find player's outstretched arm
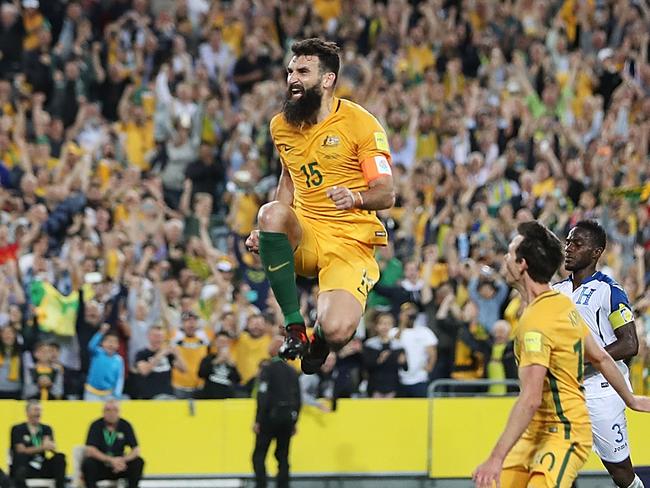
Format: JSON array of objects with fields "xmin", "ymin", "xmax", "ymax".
[
  {"xmin": 584, "ymin": 333, "xmax": 650, "ymax": 412},
  {"xmin": 473, "ymin": 364, "xmax": 546, "ymax": 488}
]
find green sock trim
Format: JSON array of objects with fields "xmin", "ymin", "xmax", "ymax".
[{"xmin": 259, "ymin": 231, "xmax": 302, "ymax": 327}]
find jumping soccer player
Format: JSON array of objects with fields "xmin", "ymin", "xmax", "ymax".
[{"xmin": 245, "ymin": 38, "xmax": 394, "ymax": 374}]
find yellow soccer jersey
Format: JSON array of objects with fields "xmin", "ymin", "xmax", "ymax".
[
  {"xmin": 270, "ymin": 98, "xmax": 391, "ymax": 246},
  {"xmin": 515, "ymin": 290, "xmax": 591, "ymax": 438}
]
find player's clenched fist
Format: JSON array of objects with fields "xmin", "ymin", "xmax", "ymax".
[
  {"xmin": 327, "ymin": 186, "xmax": 361, "ymax": 210},
  {"xmin": 246, "ymin": 230, "xmax": 260, "ymax": 253}
]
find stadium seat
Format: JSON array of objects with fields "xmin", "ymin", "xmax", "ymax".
[{"xmin": 71, "ymin": 446, "xmax": 124, "ymax": 488}]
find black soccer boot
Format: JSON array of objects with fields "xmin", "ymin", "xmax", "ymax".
[
  {"xmin": 301, "ymin": 327, "xmax": 331, "ymax": 375},
  {"xmin": 279, "ymin": 323, "xmax": 309, "ymax": 360}
]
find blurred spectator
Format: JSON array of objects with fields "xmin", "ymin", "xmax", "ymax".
[
  {"xmin": 197, "ymin": 331, "xmax": 240, "ymax": 399},
  {"xmin": 231, "ymin": 313, "xmax": 271, "ymax": 395},
  {"xmin": 10, "ymin": 400, "xmax": 67, "ymax": 488},
  {"xmin": 393, "ymin": 302, "xmax": 437, "ymax": 398},
  {"xmin": 23, "ymin": 341, "xmax": 63, "ymax": 400},
  {"xmin": 82, "ymin": 400, "xmax": 144, "ymax": 488},
  {"xmin": 0, "ymin": 325, "xmax": 22, "ymax": 399},
  {"xmin": 171, "ymin": 310, "xmax": 209, "ymax": 398},
  {"xmin": 451, "ymin": 302, "xmax": 492, "ymax": 394},
  {"xmin": 426, "ymin": 282, "xmax": 463, "ymax": 382},
  {"xmin": 84, "ymin": 324, "xmax": 124, "ymax": 401},
  {"xmin": 134, "ymin": 325, "xmax": 186, "ymax": 399},
  {"xmin": 468, "ymin": 263, "xmax": 510, "ymax": 332},
  {"xmin": 363, "ymin": 312, "xmax": 406, "ymax": 398},
  {"xmin": 486, "ymin": 320, "xmax": 518, "ymax": 395}
]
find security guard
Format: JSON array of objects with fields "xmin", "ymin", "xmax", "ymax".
[
  {"xmin": 252, "ymin": 336, "xmax": 302, "ymax": 488},
  {"xmin": 10, "ymin": 400, "xmax": 67, "ymax": 488}
]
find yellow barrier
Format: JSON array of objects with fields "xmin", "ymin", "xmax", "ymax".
[
  {"xmin": 430, "ymin": 397, "xmax": 650, "ymax": 478},
  {"xmin": 4, "ymin": 397, "xmax": 648, "ymax": 478},
  {"xmin": 0, "ymin": 399, "xmax": 428, "ymax": 476}
]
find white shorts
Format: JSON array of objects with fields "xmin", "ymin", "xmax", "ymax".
[{"xmin": 587, "ymin": 394, "xmax": 630, "ymax": 463}]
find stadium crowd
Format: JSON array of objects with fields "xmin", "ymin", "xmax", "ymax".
[{"xmin": 0, "ymin": 0, "xmax": 648, "ymax": 402}]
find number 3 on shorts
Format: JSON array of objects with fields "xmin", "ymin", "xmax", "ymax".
[{"xmin": 612, "ymin": 423, "xmax": 624, "ymax": 443}]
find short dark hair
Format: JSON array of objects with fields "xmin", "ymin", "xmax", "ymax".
[
  {"xmin": 516, "ymin": 221, "xmax": 564, "ymax": 283},
  {"xmin": 291, "ymin": 38, "xmax": 340, "ymax": 85},
  {"xmin": 574, "ymin": 220, "xmax": 607, "ymax": 250},
  {"xmin": 102, "ymin": 330, "xmax": 119, "ymax": 341}
]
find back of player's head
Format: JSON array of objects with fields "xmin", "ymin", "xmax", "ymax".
[
  {"xmin": 291, "ymin": 38, "xmax": 340, "ymax": 85},
  {"xmin": 574, "ymin": 220, "xmax": 607, "ymax": 251},
  {"xmin": 516, "ymin": 221, "xmax": 564, "ymax": 283}
]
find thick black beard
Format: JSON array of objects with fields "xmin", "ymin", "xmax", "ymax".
[{"xmin": 282, "ymin": 84, "xmax": 323, "ymax": 127}]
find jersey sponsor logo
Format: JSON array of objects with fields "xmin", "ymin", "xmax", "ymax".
[
  {"xmin": 524, "ymin": 331, "xmax": 542, "ymax": 352},
  {"xmin": 268, "ymin": 261, "xmax": 290, "ymax": 272},
  {"xmin": 375, "ymin": 231, "xmax": 386, "ymax": 237},
  {"xmin": 576, "ymin": 287, "xmax": 596, "ymax": 305},
  {"xmin": 373, "ymin": 131, "xmax": 389, "ymax": 151},
  {"xmin": 322, "ymin": 135, "xmax": 340, "ymax": 147},
  {"xmin": 278, "ymin": 144, "xmax": 294, "ymax": 153},
  {"xmin": 374, "ymin": 156, "xmax": 392, "ymax": 175}
]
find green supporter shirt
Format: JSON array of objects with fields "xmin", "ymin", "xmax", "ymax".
[
  {"xmin": 525, "ymin": 85, "xmax": 574, "ymax": 122},
  {"xmin": 367, "ymin": 257, "xmax": 403, "ymax": 309}
]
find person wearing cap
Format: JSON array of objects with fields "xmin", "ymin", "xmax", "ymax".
[
  {"xmin": 170, "ymin": 310, "xmax": 209, "ymax": 398},
  {"xmin": 134, "ymin": 325, "xmax": 186, "ymax": 399}
]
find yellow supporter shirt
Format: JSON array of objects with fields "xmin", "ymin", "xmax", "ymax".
[
  {"xmin": 270, "ymin": 97, "xmax": 391, "ymax": 246},
  {"xmin": 229, "ymin": 192, "xmax": 259, "ymax": 237},
  {"xmin": 231, "ymin": 332, "xmax": 271, "ymax": 385},
  {"xmin": 172, "ymin": 333, "xmax": 209, "ymax": 390},
  {"xmin": 532, "ymin": 177, "xmax": 555, "ymax": 198},
  {"xmin": 313, "ymin": 0, "xmax": 342, "ymax": 21},
  {"xmin": 515, "ymin": 290, "xmax": 591, "ymax": 438},
  {"xmin": 117, "ymin": 120, "xmax": 154, "ymax": 171},
  {"xmin": 23, "ymin": 12, "xmax": 46, "ymax": 51},
  {"xmin": 406, "ymin": 44, "xmax": 435, "ymax": 76}
]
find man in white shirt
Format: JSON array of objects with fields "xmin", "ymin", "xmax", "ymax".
[
  {"xmin": 393, "ymin": 302, "xmax": 437, "ymax": 397},
  {"xmin": 553, "ymin": 220, "xmax": 643, "ymax": 488}
]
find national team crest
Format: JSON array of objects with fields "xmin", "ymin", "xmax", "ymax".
[{"xmin": 322, "ymin": 135, "xmax": 340, "ymax": 147}]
